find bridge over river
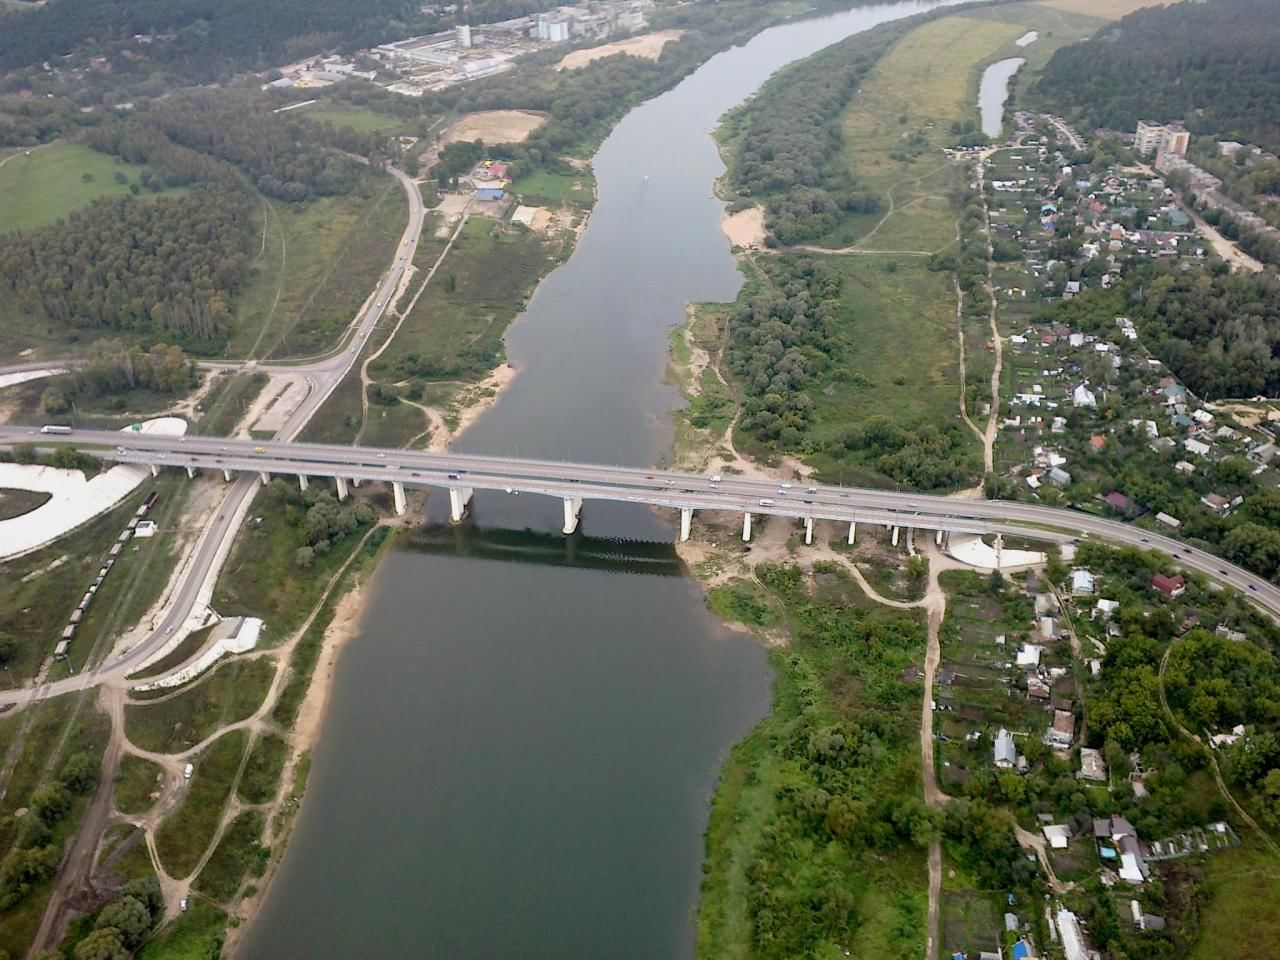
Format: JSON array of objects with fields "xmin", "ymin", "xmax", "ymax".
[{"xmin": 8, "ymin": 425, "xmax": 1280, "ymax": 620}]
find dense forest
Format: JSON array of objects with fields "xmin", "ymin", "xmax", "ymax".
[
  {"xmin": 1042, "ymin": 260, "xmax": 1280, "ymax": 400},
  {"xmin": 0, "ymin": 0, "xmax": 418, "ymax": 78},
  {"xmin": 0, "ymin": 189, "xmax": 252, "ymax": 346},
  {"xmin": 721, "ymin": 19, "xmax": 913, "ymax": 244},
  {"xmin": 1034, "ymin": 0, "xmax": 1280, "ymax": 152}
]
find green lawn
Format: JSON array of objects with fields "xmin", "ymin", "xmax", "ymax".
[
  {"xmin": 125, "ymin": 657, "xmax": 275, "ymax": 754},
  {"xmin": 0, "ymin": 142, "xmax": 186, "ymax": 235},
  {"xmin": 300, "ymin": 104, "xmax": 409, "ymax": 135},
  {"xmin": 155, "ymin": 730, "xmax": 247, "ymax": 879},
  {"xmin": 511, "ymin": 168, "xmax": 596, "ymax": 207}
]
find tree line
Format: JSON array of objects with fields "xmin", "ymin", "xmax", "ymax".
[
  {"xmin": 0, "ymin": 188, "xmax": 252, "ymax": 347},
  {"xmin": 86, "ymin": 93, "xmax": 374, "ymax": 202},
  {"xmin": 720, "ymin": 18, "xmax": 912, "ymax": 244},
  {"xmin": 0, "ymin": 0, "xmax": 419, "ymax": 79},
  {"xmin": 1033, "ymin": 0, "xmax": 1280, "ymax": 153}
]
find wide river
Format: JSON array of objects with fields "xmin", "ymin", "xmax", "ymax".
[{"xmin": 239, "ymin": 2, "xmax": 964, "ymax": 957}]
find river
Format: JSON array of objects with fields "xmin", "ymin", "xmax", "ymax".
[
  {"xmin": 978, "ymin": 56, "xmax": 1025, "ymax": 139},
  {"xmin": 238, "ymin": 2, "xmax": 965, "ymax": 958}
]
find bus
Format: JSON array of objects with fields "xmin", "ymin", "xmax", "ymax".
[{"xmin": 40, "ymin": 424, "xmax": 72, "ymax": 435}]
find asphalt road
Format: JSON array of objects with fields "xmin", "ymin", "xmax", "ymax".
[
  {"xmin": 4, "ymin": 425, "xmax": 1279, "ymax": 643},
  {"xmin": 0, "ymin": 165, "xmax": 426, "ymax": 709}
]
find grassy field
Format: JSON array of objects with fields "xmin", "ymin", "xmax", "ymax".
[
  {"xmin": 224, "ymin": 178, "xmax": 406, "ymax": 361},
  {"xmin": 124, "ymin": 657, "xmax": 275, "ymax": 754},
  {"xmin": 129, "ymin": 625, "xmax": 216, "ymax": 681},
  {"xmin": 833, "ymin": 15, "xmax": 1024, "ymax": 252},
  {"xmin": 1040, "ymin": 0, "xmax": 1168, "ymax": 18},
  {"xmin": 300, "ymin": 104, "xmax": 409, "ymax": 134},
  {"xmin": 511, "ymin": 168, "xmax": 596, "ymax": 207},
  {"xmin": 1188, "ymin": 838, "xmax": 1280, "ymax": 960},
  {"xmin": 155, "ymin": 729, "xmax": 247, "ymax": 879},
  {"xmin": 115, "ymin": 754, "xmax": 164, "ymax": 814},
  {"xmin": 195, "ymin": 809, "xmax": 267, "ymax": 902},
  {"xmin": 370, "ymin": 217, "xmax": 552, "ymax": 387},
  {"xmin": 237, "ymin": 733, "xmax": 287, "ymax": 804},
  {"xmin": 0, "ymin": 142, "xmax": 186, "ymax": 235},
  {"xmin": 810, "ymin": 254, "xmax": 962, "ymax": 446}
]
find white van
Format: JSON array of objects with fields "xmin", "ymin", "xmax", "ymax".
[{"xmin": 183, "ymin": 763, "xmax": 194, "ymax": 780}]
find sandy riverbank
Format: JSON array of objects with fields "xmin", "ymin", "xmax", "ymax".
[{"xmin": 721, "ymin": 206, "xmax": 767, "ymax": 248}]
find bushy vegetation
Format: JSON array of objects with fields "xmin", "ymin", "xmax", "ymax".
[
  {"xmin": 41, "ymin": 338, "xmax": 195, "ymax": 413},
  {"xmin": 724, "ymin": 256, "xmax": 976, "ymax": 489},
  {"xmin": 1034, "ymin": 0, "xmax": 1280, "ymax": 153},
  {"xmin": 0, "ymin": 750, "xmax": 98, "ymax": 909}
]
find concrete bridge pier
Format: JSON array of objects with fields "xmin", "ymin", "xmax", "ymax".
[
  {"xmin": 742, "ymin": 512, "xmax": 752, "ymax": 542},
  {"xmin": 392, "ymin": 481, "xmax": 407, "ymax": 516},
  {"xmin": 679, "ymin": 507, "xmax": 692, "ymax": 542},
  {"xmin": 562, "ymin": 497, "xmax": 582, "ymax": 535},
  {"xmin": 185, "ymin": 466, "xmax": 195, "ymax": 479},
  {"xmin": 297, "ymin": 474, "xmax": 309, "ymax": 492},
  {"xmin": 259, "ymin": 472, "xmax": 271, "ymax": 485},
  {"xmin": 891, "ymin": 525, "xmax": 900, "ymax": 548},
  {"xmin": 449, "ymin": 487, "xmax": 473, "ymax": 523},
  {"xmin": 223, "ymin": 468, "xmax": 233, "ymax": 482},
  {"xmin": 352, "ymin": 478, "xmax": 361, "ymax": 488},
  {"xmin": 336, "ymin": 477, "xmax": 349, "ymax": 501},
  {"xmin": 150, "ymin": 464, "xmax": 159, "ymax": 478},
  {"xmin": 935, "ymin": 529, "xmax": 944, "ymax": 546},
  {"xmin": 804, "ymin": 517, "xmax": 814, "ymax": 545},
  {"xmin": 847, "ymin": 521, "xmax": 856, "ymax": 545}
]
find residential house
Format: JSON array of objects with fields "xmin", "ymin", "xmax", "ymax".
[
  {"xmin": 1093, "ymin": 598, "xmax": 1119, "ymax": 621},
  {"xmin": 1071, "ymin": 569, "xmax": 1095, "ymax": 595},
  {"xmin": 1045, "ymin": 708, "xmax": 1075, "ymax": 749},
  {"xmin": 1042, "ymin": 824, "xmax": 1071, "ymax": 849},
  {"xmin": 994, "ymin": 728, "xmax": 1017, "ymax": 769},
  {"xmin": 1079, "ymin": 747, "xmax": 1108, "ymax": 782},
  {"xmin": 1152, "ymin": 573, "xmax": 1186, "ymax": 599}
]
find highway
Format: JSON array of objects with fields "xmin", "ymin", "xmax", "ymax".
[
  {"xmin": 4, "ymin": 425, "xmax": 1279, "ymax": 630},
  {"xmin": 0, "ymin": 165, "xmax": 427, "ymax": 709}
]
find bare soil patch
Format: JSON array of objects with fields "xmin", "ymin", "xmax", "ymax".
[
  {"xmin": 555, "ymin": 29, "xmax": 685, "ymax": 71},
  {"xmin": 441, "ymin": 110, "xmax": 546, "ymax": 146},
  {"xmin": 721, "ymin": 206, "xmax": 767, "ymax": 249}
]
